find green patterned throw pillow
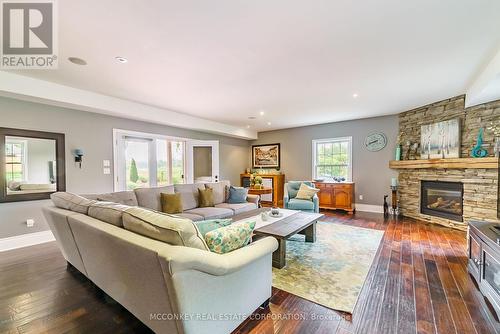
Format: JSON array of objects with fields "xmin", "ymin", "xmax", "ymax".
[
  {"xmin": 194, "ymin": 219, "xmax": 232, "ymax": 237},
  {"xmin": 204, "ymin": 221, "xmax": 256, "ymax": 254}
]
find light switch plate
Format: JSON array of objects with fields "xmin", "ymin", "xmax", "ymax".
[
  {"xmin": 103, "ymin": 160, "xmax": 111, "ymax": 167},
  {"xmin": 103, "ymin": 168, "xmax": 111, "ymax": 175},
  {"xmin": 27, "ymin": 219, "xmax": 35, "ymax": 227}
]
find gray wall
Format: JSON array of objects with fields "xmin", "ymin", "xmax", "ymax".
[
  {"xmin": 251, "ymin": 115, "xmax": 399, "ymax": 207},
  {"xmin": 0, "ymin": 96, "xmax": 248, "ymax": 238}
]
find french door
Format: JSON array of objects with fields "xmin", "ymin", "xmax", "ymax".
[{"xmin": 114, "ymin": 130, "xmax": 186, "ymax": 191}]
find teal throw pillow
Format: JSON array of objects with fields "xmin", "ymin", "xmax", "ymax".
[
  {"xmin": 227, "ymin": 186, "xmax": 248, "ymax": 204},
  {"xmin": 194, "ymin": 219, "xmax": 232, "ymax": 237}
]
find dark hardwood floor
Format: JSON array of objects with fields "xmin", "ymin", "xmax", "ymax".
[{"xmin": 1, "ymin": 211, "xmax": 498, "ymax": 334}]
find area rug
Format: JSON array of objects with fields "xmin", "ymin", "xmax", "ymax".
[{"xmin": 272, "ymin": 222, "xmax": 384, "ymax": 313}]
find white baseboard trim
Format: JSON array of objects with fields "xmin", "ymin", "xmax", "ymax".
[
  {"xmin": 0, "ymin": 230, "xmax": 55, "ymax": 252},
  {"xmin": 355, "ymin": 204, "xmax": 384, "ymax": 213}
]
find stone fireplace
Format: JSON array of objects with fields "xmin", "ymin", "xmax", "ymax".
[
  {"xmin": 393, "ymin": 95, "xmax": 500, "ymax": 231},
  {"xmin": 420, "ymin": 180, "xmax": 463, "ymax": 222}
]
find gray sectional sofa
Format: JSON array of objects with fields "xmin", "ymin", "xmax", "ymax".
[
  {"xmin": 84, "ymin": 180, "xmax": 260, "ymax": 220},
  {"xmin": 42, "ymin": 181, "xmax": 277, "ymax": 334}
]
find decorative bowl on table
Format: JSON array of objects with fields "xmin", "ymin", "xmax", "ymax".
[{"xmin": 268, "ymin": 207, "xmax": 282, "ymax": 218}]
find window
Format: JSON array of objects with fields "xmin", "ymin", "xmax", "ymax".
[
  {"xmin": 5, "ymin": 139, "xmax": 27, "ymax": 183},
  {"xmin": 312, "ymin": 137, "xmax": 352, "ymax": 181}
]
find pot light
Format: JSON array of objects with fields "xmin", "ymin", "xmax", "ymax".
[
  {"xmin": 352, "ymin": 93, "xmax": 359, "ymax": 98},
  {"xmin": 267, "ymin": 122, "xmax": 272, "ymax": 126},
  {"xmin": 115, "ymin": 56, "xmax": 128, "ymax": 63},
  {"xmin": 68, "ymin": 57, "xmax": 87, "ymax": 65},
  {"xmin": 259, "ymin": 110, "xmax": 265, "ymax": 116},
  {"xmin": 246, "ymin": 125, "xmax": 251, "ymax": 129}
]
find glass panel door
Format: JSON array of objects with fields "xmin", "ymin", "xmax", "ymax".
[
  {"xmin": 171, "ymin": 141, "xmax": 185, "ymax": 184},
  {"xmin": 185, "ymin": 140, "xmax": 219, "ymax": 183},
  {"xmin": 483, "ymin": 249, "xmax": 500, "ymax": 294},
  {"xmin": 156, "ymin": 140, "xmax": 169, "ymax": 187},
  {"xmin": 124, "ymin": 138, "xmax": 152, "ymax": 190}
]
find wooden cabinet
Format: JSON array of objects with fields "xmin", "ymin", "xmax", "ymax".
[
  {"xmin": 313, "ymin": 182, "xmax": 355, "ymax": 214},
  {"xmin": 240, "ymin": 173, "xmax": 285, "ymax": 207}
]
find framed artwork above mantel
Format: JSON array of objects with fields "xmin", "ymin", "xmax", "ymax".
[{"xmin": 252, "ymin": 143, "xmax": 280, "ymax": 169}]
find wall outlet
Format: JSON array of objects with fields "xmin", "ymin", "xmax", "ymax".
[
  {"xmin": 359, "ymin": 195, "xmax": 364, "ymax": 200},
  {"xmin": 27, "ymin": 219, "xmax": 35, "ymax": 227}
]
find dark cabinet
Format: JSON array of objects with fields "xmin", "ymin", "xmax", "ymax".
[{"xmin": 468, "ymin": 221, "xmax": 500, "ymax": 319}]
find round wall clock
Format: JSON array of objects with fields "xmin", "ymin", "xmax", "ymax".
[{"xmin": 365, "ymin": 132, "xmax": 387, "ymax": 152}]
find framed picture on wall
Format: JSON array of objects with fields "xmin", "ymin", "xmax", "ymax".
[
  {"xmin": 252, "ymin": 143, "xmax": 280, "ymax": 169},
  {"xmin": 420, "ymin": 118, "xmax": 461, "ymax": 159}
]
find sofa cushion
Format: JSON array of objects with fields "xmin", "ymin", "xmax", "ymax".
[
  {"xmin": 198, "ymin": 188, "xmax": 214, "ymax": 207},
  {"xmin": 174, "ymin": 184, "xmax": 204, "ymax": 210},
  {"xmin": 184, "ymin": 207, "xmax": 233, "ymax": 219},
  {"xmin": 176, "ymin": 212, "xmax": 205, "ymax": 222},
  {"xmin": 50, "ymin": 192, "xmax": 96, "ymax": 214},
  {"xmin": 227, "ymin": 186, "xmax": 248, "ymax": 204},
  {"xmin": 161, "ymin": 192, "xmax": 183, "ymax": 214},
  {"xmin": 204, "ymin": 221, "xmax": 256, "ymax": 254},
  {"xmin": 287, "ymin": 198, "xmax": 315, "ymax": 211},
  {"xmin": 122, "ymin": 207, "xmax": 208, "ymax": 250},
  {"xmin": 97, "ymin": 191, "xmax": 138, "ymax": 206},
  {"xmin": 204, "ymin": 181, "xmax": 230, "ymax": 205},
  {"xmin": 134, "ymin": 186, "xmax": 174, "ymax": 211},
  {"xmin": 194, "ymin": 219, "xmax": 232, "ymax": 237},
  {"xmin": 88, "ymin": 202, "xmax": 130, "ymax": 227},
  {"xmin": 295, "ymin": 183, "xmax": 319, "ymax": 200},
  {"xmin": 215, "ymin": 202, "xmax": 257, "ymax": 215}
]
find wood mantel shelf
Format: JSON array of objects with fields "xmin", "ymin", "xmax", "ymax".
[{"xmin": 389, "ymin": 157, "xmax": 499, "ymax": 169}]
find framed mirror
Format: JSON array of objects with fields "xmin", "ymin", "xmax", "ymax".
[{"xmin": 0, "ymin": 128, "xmax": 65, "ymax": 202}]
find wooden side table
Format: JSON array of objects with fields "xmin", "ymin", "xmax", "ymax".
[{"xmin": 247, "ymin": 187, "xmax": 274, "ymax": 207}]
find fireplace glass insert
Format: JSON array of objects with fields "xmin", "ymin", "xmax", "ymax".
[{"xmin": 421, "ymin": 181, "xmax": 463, "ymax": 222}]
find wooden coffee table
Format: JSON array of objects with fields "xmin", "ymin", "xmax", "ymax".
[{"xmin": 232, "ymin": 208, "xmax": 324, "ymax": 269}]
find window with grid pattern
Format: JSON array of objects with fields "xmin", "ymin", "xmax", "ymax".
[
  {"xmin": 5, "ymin": 140, "xmax": 27, "ymax": 183},
  {"xmin": 312, "ymin": 137, "xmax": 352, "ymax": 181}
]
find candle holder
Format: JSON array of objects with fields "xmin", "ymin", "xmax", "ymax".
[{"xmin": 390, "ymin": 185, "xmax": 399, "ymax": 216}]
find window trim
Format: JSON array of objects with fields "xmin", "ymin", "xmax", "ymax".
[{"xmin": 312, "ymin": 136, "xmax": 353, "ymax": 182}]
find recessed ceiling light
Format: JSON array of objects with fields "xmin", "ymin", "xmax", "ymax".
[
  {"xmin": 68, "ymin": 57, "xmax": 87, "ymax": 65},
  {"xmin": 115, "ymin": 56, "xmax": 128, "ymax": 63},
  {"xmin": 246, "ymin": 125, "xmax": 251, "ymax": 129},
  {"xmin": 352, "ymin": 93, "xmax": 359, "ymax": 98},
  {"xmin": 248, "ymin": 116, "xmax": 256, "ymax": 120},
  {"xmin": 259, "ymin": 111, "xmax": 265, "ymax": 116},
  {"xmin": 267, "ymin": 122, "xmax": 272, "ymax": 126}
]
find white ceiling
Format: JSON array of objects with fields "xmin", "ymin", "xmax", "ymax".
[{"xmin": 7, "ymin": 0, "xmax": 500, "ymax": 134}]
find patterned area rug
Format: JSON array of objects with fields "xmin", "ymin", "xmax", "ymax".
[{"xmin": 272, "ymin": 222, "xmax": 384, "ymax": 313}]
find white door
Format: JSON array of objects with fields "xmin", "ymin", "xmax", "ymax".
[
  {"xmin": 115, "ymin": 134, "xmax": 156, "ymax": 191},
  {"xmin": 185, "ymin": 140, "xmax": 219, "ymax": 183}
]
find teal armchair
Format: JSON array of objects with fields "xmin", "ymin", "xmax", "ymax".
[{"xmin": 283, "ymin": 181, "xmax": 319, "ymax": 213}]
